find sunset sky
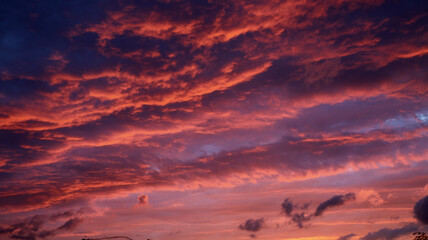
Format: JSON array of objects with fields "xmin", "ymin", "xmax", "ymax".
[{"xmin": 0, "ymin": 0, "xmax": 427, "ymax": 240}]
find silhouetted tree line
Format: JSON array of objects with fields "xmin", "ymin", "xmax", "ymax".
[
  {"xmin": 80, "ymin": 232, "xmax": 427, "ymax": 240},
  {"xmin": 414, "ymin": 232, "xmax": 428, "ymax": 240}
]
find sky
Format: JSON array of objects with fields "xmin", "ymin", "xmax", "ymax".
[{"xmin": 0, "ymin": 0, "xmax": 427, "ymax": 240}]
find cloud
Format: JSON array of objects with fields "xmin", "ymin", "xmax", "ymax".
[
  {"xmin": 360, "ymin": 223, "xmax": 420, "ymax": 240},
  {"xmin": 0, "ymin": 4, "xmax": 427, "ymax": 240},
  {"xmin": 0, "ymin": 215, "xmax": 45, "ymax": 240},
  {"xmin": 0, "ymin": 212, "xmax": 82, "ymax": 240},
  {"xmin": 338, "ymin": 233, "xmax": 356, "ymax": 240},
  {"xmin": 239, "ymin": 218, "xmax": 264, "ymax": 232},
  {"xmin": 281, "ymin": 193, "xmax": 358, "ymax": 228},
  {"xmin": 360, "ymin": 195, "xmax": 428, "ymax": 240},
  {"xmin": 37, "ymin": 218, "xmax": 82, "ymax": 239},
  {"xmin": 0, "ymin": 2, "xmax": 426, "ymax": 240},
  {"xmin": 138, "ymin": 194, "xmax": 149, "ymax": 205},
  {"xmin": 56, "ymin": 217, "xmax": 82, "ymax": 231},
  {"xmin": 281, "ymin": 198, "xmax": 294, "ymax": 216},
  {"xmin": 281, "ymin": 198, "xmax": 312, "ymax": 228},
  {"xmin": 357, "ymin": 189, "xmax": 385, "ymax": 206},
  {"xmin": 290, "ymin": 212, "xmax": 312, "ymax": 229},
  {"xmin": 49, "ymin": 211, "xmax": 74, "ymax": 221},
  {"xmin": 414, "ymin": 195, "xmax": 428, "ymax": 225},
  {"xmin": 314, "ymin": 193, "xmax": 356, "ymax": 216}
]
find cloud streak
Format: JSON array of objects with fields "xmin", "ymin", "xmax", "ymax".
[
  {"xmin": 314, "ymin": 193, "xmax": 356, "ymax": 217},
  {"xmin": 360, "ymin": 223, "xmax": 423, "ymax": 240},
  {"xmin": 337, "ymin": 233, "xmax": 356, "ymax": 240}
]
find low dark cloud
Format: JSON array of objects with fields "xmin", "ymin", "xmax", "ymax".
[
  {"xmin": 360, "ymin": 196, "xmax": 428, "ymax": 240},
  {"xmin": 290, "ymin": 212, "xmax": 312, "ymax": 229},
  {"xmin": 360, "ymin": 223, "xmax": 420, "ymax": 240},
  {"xmin": 413, "ymin": 195, "xmax": 428, "ymax": 225},
  {"xmin": 281, "ymin": 198, "xmax": 294, "ymax": 216},
  {"xmin": 239, "ymin": 218, "xmax": 264, "ymax": 232},
  {"xmin": 56, "ymin": 217, "xmax": 82, "ymax": 231},
  {"xmin": 338, "ymin": 233, "xmax": 356, "ymax": 240},
  {"xmin": 138, "ymin": 194, "xmax": 149, "ymax": 205},
  {"xmin": 0, "ymin": 212, "xmax": 82, "ymax": 240},
  {"xmin": 0, "ymin": 215, "xmax": 44, "ymax": 240},
  {"xmin": 282, "ymin": 193, "xmax": 357, "ymax": 228},
  {"xmin": 281, "ymin": 198, "xmax": 312, "ymax": 228},
  {"xmin": 314, "ymin": 193, "xmax": 355, "ymax": 216}
]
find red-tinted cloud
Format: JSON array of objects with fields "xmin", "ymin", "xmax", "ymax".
[{"xmin": 0, "ymin": 0, "xmax": 427, "ymax": 239}]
